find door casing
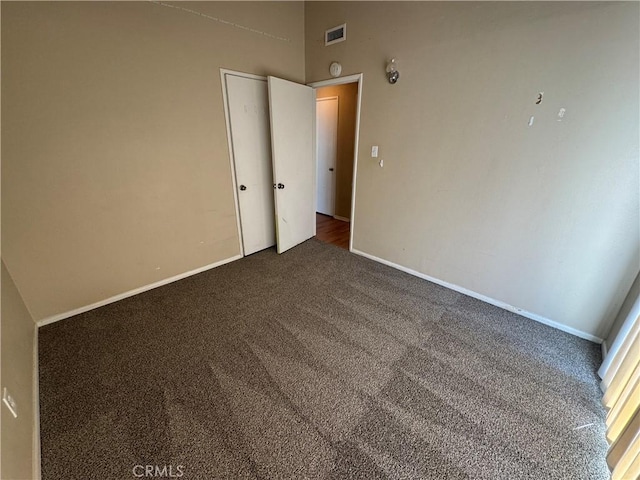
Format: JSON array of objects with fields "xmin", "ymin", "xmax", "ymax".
[{"xmin": 308, "ymin": 74, "xmax": 363, "ymax": 252}]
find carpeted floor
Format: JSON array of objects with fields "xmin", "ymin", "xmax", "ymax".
[{"xmin": 39, "ymin": 239, "xmax": 610, "ymax": 480}]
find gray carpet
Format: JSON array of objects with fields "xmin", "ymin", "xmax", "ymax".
[{"xmin": 39, "ymin": 239, "xmax": 610, "ymax": 480}]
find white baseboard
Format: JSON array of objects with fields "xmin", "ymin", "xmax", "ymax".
[
  {"xmin": 33, "ymin": 327, "xmax": 41, "ymax": 480},
  {"xmin": 333, "ymin": 215, "xmax": 350, "ymax": 222},
  {"xmin": 601, "ymin": 341, "xmax": 608, "ymax": 361},
  {"xmin": 37, "ymin": 254, "xmax": 243, "ymax": 327},
  {"xmin": 351, "ymin": 248, "xmax": 604, "ymax": 344}
]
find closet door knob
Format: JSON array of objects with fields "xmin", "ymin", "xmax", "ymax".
[
  {"xmin": 239, "ymin": 185, "xmax": 247, "ymax": 191},
  {"xmin": 329, "ymin": 168, "xmax": 334, "ymax": 172},
  {"xmin": 277, "ymin": 183, "xmax": 285, "ymax": 189}
]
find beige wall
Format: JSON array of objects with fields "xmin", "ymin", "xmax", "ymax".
[
  {"xmin": 1, "ymin": 262, "xmax": 36, "ymax": 480},
  {"xmin": 316, "ymin": 83, "xmax": 358, "ymax": 219},
  {"xmin": 1, "ymin": 1, "xmax": 304, "ymax": 321},
  {"xmin": 306, "ymin": 2, "xmax": 640, "ymax": 339},
  {"xmin": 3, "ymin": 2, "xmax": 639, "ymax": 340}
]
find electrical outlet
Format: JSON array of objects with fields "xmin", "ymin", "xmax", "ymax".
[{"xmin": 3, "ymin": 387, "xmax": 18, "ymax": 418}]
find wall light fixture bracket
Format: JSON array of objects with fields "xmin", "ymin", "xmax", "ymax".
[{"xmin": 386, "ymin": 58, "xmax": 399, "ymax": 84}]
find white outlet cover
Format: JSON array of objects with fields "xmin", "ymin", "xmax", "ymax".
[
  {"xmin": 3, "ymin": 387, "xmax": 18, "ymax": 418},
  {"xmin": 371, "ymin": 146, "xmax": 379, "ymax": 158}
]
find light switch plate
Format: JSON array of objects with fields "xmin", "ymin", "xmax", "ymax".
[{"xmin": 371, "ymin": 146, "xmax": 379, "ymax": 158}]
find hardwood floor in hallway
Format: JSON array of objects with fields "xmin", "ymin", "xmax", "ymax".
[{"xmin": 315, "ymin": 213, "xmax": 350, "ymax": 250}]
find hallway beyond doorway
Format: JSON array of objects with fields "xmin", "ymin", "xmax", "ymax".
[{"xmin": 315, "ymin": 213, "xmax": 349, "ymax": 250}]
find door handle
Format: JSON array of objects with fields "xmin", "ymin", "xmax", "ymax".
[
  {"xmin": 277, "ymin": 183, "xmax": 285, "ymax": 189},
  {"xmin": 239, "ymin": 185, "xmax": 247, "ymax": 191},
  {"xmin": 329, "ymin": 168, "xmax": 334, "ymax": 172}
]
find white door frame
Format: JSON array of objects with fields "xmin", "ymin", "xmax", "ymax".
[
  {"xmin": 308, "ymin": 74, "xmax": 363, "ymax": 252},
  {"xmin": 220, "ymin": 68, "xmax": 268, "ymax": 257}
]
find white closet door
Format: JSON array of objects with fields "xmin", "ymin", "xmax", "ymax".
[
  {"xmin": 268, "ymin": 76, "xmax": 316, "ymax": 254},
  {"xmin": 226, "ymin": 74, "xmax": 275, "ymax": 255}
]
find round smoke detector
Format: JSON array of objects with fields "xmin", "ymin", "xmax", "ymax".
[{"xmin": 329, "ymin": 62, "xmax": 342, "ymax": 78}]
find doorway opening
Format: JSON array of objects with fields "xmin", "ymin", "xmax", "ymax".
[{"xmin": 310, "ymin": 76, "xmax": 362, "ymax": 251}]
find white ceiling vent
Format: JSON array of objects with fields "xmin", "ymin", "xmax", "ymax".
[{"xmin": 325, "ymin": 24, "xmax": 346, "ymax": 46}]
